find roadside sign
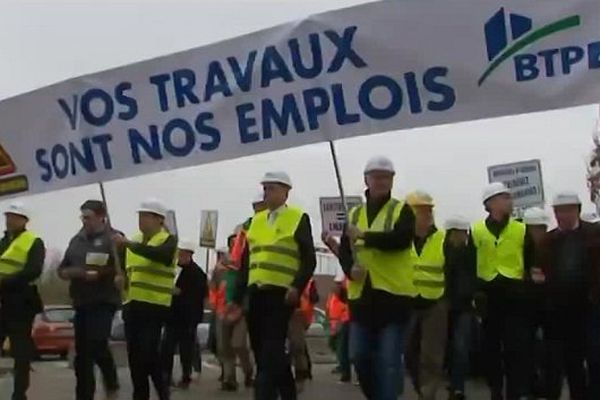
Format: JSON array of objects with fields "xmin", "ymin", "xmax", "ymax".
[
  {"xmin": 319, "ymin": 196, "xmax": 363, "ymax": 236},
  {"xmin": 487, "ymin": 159, "xmax": 544, "ymax": 210},
  {"xmin": 164, "ymin": 210, "xmax": 178, "ymax": 236},
  {"xmin": 199, "ymin": 210, "xmax": 218, "ymax": 248}
]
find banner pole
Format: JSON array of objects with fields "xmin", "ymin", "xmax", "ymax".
[
  {"xmin": 328, "ymin": 140, "xmax": 348, "ymax": 215},
  {"xmin": 98, "ymin": 182, "xmax": 124, "ymax": 283}
]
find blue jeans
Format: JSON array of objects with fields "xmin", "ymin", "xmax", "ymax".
[
  {"xmin": 449, "ymin": 311, "xmax": 473, "ymax": 394},
  {"xmin": 350, "ymin": 321, "xmax": 406, "ymax": 400}
]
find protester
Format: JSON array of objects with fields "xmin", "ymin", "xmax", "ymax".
[
  {"xmin": 113, "ymin": 198, "xmax": 177, "ymax": 400},
  {"xmin": 161, "ymin": 240, "xmax": 207, "ymax": 389},
  {"xmin": 444, "ymin": 216, "xmax": 476, "ymax": 400},
  {"xmin": 339, "ymin": 156, "xmax": 416, "ymax": 400},
  {"xmin": 523, "ymin": 206, "xmax": 550, "ymax": 398},
  {"xmin": 58, "ymin": 200, "xmax": 120, "ymax": 400},
  {"xmin": 469, "ymin": 183, "xmax": 535, "ymax": 400},
  {"xmin": 217, "ymin": 236, "xmax": 254, "ymax": 392},
  {"xmin": 229, "ymin": 171, "xmax": 317, "ymax": 400},
  {"xmin": 0, "ymin": 202, "xmax": 44, "ymax": 400},
  {"xmin": 537, "ymin": 192, "xmax": 600, "ymax": 400},
  {"xmin": 326, "ymin": 273, "xmax": 351, "ymax": 383},
  {"xmin": 289, "ymin": 277, "xmax": 318, "ymax": 392}
]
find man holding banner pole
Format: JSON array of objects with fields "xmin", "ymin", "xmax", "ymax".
[
  {"xmin": 112, "ymin": 199, "xmax": 178, "ymax": 400},
  {"xmin": 338, "ymin": 156, "xmax": 417, "ymax": 400}
]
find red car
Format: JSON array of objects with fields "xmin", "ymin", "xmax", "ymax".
[{"xmin": 31, "ymin": 305, "xmax": 75, "ymax": 359}]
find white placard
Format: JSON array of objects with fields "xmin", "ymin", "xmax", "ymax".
[
  {"xmin": 487, "ymin": 159, "xmax": 545, "ymax": 209},
  {"xmin": 199, "ymin": 210, "xmax": 219, "ymax": 248},
  {"xmin": 319, "ymin": 196, "xmax": 363, "ymax": 236}
]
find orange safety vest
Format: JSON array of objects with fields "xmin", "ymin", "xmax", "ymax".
[
  {"xmin": 209, "ymin": 282, "xmax": 227, "ymax": 317},
  {"xmin": 326, "ymin": 293, "xmax": 350, "ymax": 334},
  {"xmin": 299, "ymin": 279, "xmax": 317, "ymax": 326}
]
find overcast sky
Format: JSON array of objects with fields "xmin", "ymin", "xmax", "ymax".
[{"xmin": 0, "ymin": 0, "xmax": 598, "ymax": 253}]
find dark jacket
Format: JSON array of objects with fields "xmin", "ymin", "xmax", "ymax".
[
  {"xmin": 0, "ymin": 230, "xmax": 45, "ymax": 317},
  {"xmin": 233, "ymin": 211, "xmax": 317, "ymax": 305},
  {"xmin": 59, "ymin": 227, "xmax": 122, "ymax": 308},
  {"xmin": 538, "ymin": 221, "xmax": 600, "ymax": 305},
  {"xmin": 170, "ymin": 261, "xmax": 208, "ymax": 325},
  {"xmin": 338, "ymin": 192, "xmax": 416, "ymax": 327},
  {"xmin": 444, "ymin": 237, "xmax": 477, "ymax": 311}
]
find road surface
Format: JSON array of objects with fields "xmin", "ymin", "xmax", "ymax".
[{"xmin": 0, "ymin": 355, "xmax": 566, "ymax": 399}]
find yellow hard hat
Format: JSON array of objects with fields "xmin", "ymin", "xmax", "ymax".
[{"xmin": 406, "ymin": 191, "xmax": 434, "ymax": 207}]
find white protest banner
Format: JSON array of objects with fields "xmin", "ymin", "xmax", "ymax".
[
  {"xmin": 1, "ymin": 0, "xmax": 600, "ymax": 198},
  {"xmin": 488, "ymin": 159, "xmax": 545, "ymax": 209},
  {"xmin": 319, "ymin": 196, "xmax": 363, "ymax": 236},
  {"xmin": 199, "ymin": 210, "xmax": 218, "ymax": 248}
]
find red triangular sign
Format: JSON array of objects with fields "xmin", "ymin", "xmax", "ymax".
[{"xmin": 0, "ymin": 144, "xmax": 16, "ymax": 176}]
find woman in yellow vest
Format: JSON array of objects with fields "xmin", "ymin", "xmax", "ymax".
[
  {"xmin": 0, "ymin": 202, "xmax": 44, "ymax": 400},
  {"xmin": 403, "ymin": 191, "xmax": 450, "ymax": 400},
  {"xmin": 228, "ymin": 171, "xmax": 316, "ymax": 400},
  {"xmin": 469, "ymin": 183, "xmax": 535, "ymax": 400},
  {"xmin": 112, "ymin": 198, "xmax": 177, "ymax": 400},
  {"xmin": 338, "ymin": 156, "xmax": 416, "ymax": 400}
]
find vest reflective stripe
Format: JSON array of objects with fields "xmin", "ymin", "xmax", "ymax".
[
  {"xmin": 472, "ymin": 219, "xmax": 526, "ymax": 282},
  {"xmin": 0, "ymin": 231, "xmax": 37, "ymax": 279},
  {"xmin": 347, "ymin": 198, "xmax": 416, "ymax": 300},
  {"xmin": 126, "ymin": 230, "xmax": 176, "ymax": 307},
  {"xmin": 412, "ymin": 230, "xmax": 446, "ymax": 300},
  {"xmin": 251, "ymin": 245, "xmax": 300, "ymax": 259},
  {"xmin": 247, "ymin": 206, "xmax": 304, "ymax": 288}
]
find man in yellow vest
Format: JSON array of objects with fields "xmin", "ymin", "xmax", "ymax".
[
  {"xmin": 0, "ymin": 202, "xmax": 44, "ymax": 400},
  {"xmin": 228, "ymin": 171, "xmax": 316, "ymax": 400},
  {"xmin": 404, "ymin": 191, "xmax": 449, "ymax": 400},
  {"xmin": 112, "ymin": 198, "xmax": 177, "ymax": 400},
  {"xmin": 338, "ymin": 156, "xmax": 416, "ymax": 400},
  {"xmin": 469, "ymin": 183, "xmax": 535, "ymax": 400}
]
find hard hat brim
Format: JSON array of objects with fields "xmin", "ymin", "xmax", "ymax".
[
  {"xmin": 4, "ymin": 211, "xmax": 29, "ymax": 220},
  {"xmin": 137, "ymin": 208, "xmax": 167, "ymax": 218},
  {"xmin": 261, "ymin": 179, "xmax": 292, "ymax": 188}
]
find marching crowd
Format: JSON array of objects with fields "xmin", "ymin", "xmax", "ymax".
[{"xmin": 0, "ymin": 155, "xmax": 599, "ymax": 400}]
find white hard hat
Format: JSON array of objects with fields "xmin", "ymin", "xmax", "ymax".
[
  {"xmin": 482, "ymin": 182, "xmax": 510, "ymax": 203},
  {"xmin": 178, "ymin": 239, "xmax": 196, "ymax": 253},
  {"xmin": 552, "ymin": 191, "xmax": 581, "ymax": 207},
  {"xmin": 4, "ymin": 202, "xmax": 30, "ymax": 220},
  {"xmin": 364, "ymin": 156, "xmax": 395, "ymax": 175},
  {"xmin": 137, "ymin": 198, "xmax": 168, "ymax": 218},
  {"xmin": 444, "ymin": 215, "xmax": 470, "ymax": 231},
  {"xmin": 252, "ymin": 191, "xmax": 265, "ymax": 204},
  {"xmin": 581, "ymin": 211, "xmax": 600, "ymax": 223},
  {"xmin": 261, "ymin": 171, "xmax": 292, "ymax": 188},
  {"xmin": 523, "ymin": 207, "xmax": 549, "ymax": 226}
]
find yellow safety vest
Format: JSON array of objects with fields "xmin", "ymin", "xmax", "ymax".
[
  {"xmin": 247, "ymin": 206, "xmax": 304, "ymax": 289},
  {"xmin": 472, "ymin": 219, "xmax": 526, "ymax": 282},
  {"xmin": 413, "ymin": 229, "xmax": 446, "ymax": 300},
  {"xmin": 0, "ymin": 231, "xmax": 37, "ymax": 279},
  {"xmin": 348, "ymin": 198, "xmax": 416, "ymax": 300},
  {"xmin": 126, "ymin": 229, "xmax": 176, "ymax": 307}
]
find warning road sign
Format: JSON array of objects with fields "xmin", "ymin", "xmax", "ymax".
[
  {"xmin": 0, "ymin": 143, "xmax": 27, "ymax": 198},
  {"xmin": 199, "ymin": 210, "xmax": 219, "ymax": 248}
]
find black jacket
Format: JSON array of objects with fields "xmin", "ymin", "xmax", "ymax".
[
  {"xmin": 170, "ymin": 261, "xmax": 208, "ymax": 325},
  {"xmin": 59, "ymin": 227, "xmax": 122, "ymax": 308},
  {"xmin": 0, "ymin": 230, "xmax": 45, "ymax": 317},
  {"xmin": 233, "ymin": 211, "xmax": 317, "ymax": 305}
]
